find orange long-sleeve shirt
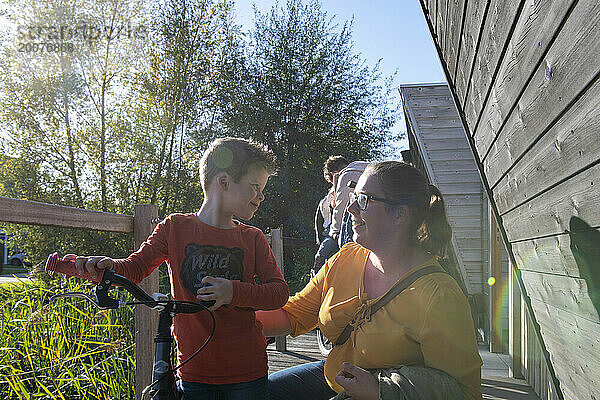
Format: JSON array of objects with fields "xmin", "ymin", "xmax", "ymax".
[{"xmin": 112, "ymin": 213, "xmax": 289, "ymax": 384}]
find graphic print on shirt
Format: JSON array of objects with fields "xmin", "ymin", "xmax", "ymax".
[{"xmin": 180, "ymin": 243, "xmax": 244, "ymax": 294}]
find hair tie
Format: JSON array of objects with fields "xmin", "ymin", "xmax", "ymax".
[{"xmin": 428, "ymin": 184, "xmax": 438, "ymax": 206}]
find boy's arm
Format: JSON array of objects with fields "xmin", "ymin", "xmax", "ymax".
[
  {"xmin": 228, "ymin": 231, "xmax": 289, "ymax": 310},
  {"xmin": 111, "ymin": 217, "xmax": 170, "ymax": 284}
]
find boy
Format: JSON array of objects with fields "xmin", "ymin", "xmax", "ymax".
[{"xmin": 73, "ymin": 137, "xmax": 289, "ymax": 399}]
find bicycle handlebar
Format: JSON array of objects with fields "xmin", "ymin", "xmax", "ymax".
[{"xmin": 45, "ymin": 253, "xmax": 215, "ymax": 312}]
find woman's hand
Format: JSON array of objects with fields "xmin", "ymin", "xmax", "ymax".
[
  {"xmin": 196, "ymin": 276, "xmax": 233, "ymax": 311},
  {"xmin": 334, "ymin": 362, "xmax": 379, "ymax": 400}
]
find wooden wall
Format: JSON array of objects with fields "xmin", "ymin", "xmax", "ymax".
[{"xmin": 419, "ymin": 0, "xmax": 600, "ymax": 399}]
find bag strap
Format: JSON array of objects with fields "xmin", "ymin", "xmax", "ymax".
[{"xmin": 334, "ymin": 264, "xmax": 445, "ymax": 346}]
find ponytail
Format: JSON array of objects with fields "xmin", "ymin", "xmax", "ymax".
[{"xmin": 417, "ymin": 184, "xmax": 452, "ymax": 258}]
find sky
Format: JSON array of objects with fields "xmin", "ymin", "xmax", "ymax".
[{"xmin": 233, "ymin": 0, "xmax": 446, "ymax": 153}]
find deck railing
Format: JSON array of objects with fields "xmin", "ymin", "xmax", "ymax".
[{"xmin": 510, "ymin": 262, "xmax": 558, "ymax": 400}]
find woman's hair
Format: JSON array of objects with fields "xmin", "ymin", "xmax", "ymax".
[
  {"xmin": 364, "ymin": 161, "xmax": 452, "ymax": 257},
  {"xmin": 323, "ymin": 155, "xmax": 349, "ymax": 183}
]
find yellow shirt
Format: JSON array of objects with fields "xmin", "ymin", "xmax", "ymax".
[{"xmin": 283, "ymin": 242, "xmax": 482, "ymax": 400}]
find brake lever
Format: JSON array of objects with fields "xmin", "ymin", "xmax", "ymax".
[{"xmin": 49, "ymin": 292, "xmax": 101, "ymax": 308}]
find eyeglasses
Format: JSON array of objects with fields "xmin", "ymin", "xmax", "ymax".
[{"xmin": 349, "ymin": 192, "xmax": 400, "ymax": 211}]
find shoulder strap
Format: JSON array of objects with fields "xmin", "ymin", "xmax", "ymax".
[{"xmin": 334, "ymin": 264, "xmax": 445, "ymax": 346}]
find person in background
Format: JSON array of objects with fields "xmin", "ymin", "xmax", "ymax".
[
  {"xmin": 328, "ymin": 161, "xmax": 369, "ymax": 248},
  {"xmin": 313, "ymin": 156, "xmax": 349, "ymax": 274},
  {"xmin": 258, "ymin": 161, "xmax": 482, "ymax": 400}
]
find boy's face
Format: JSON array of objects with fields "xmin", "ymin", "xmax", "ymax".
[{"xmin": 226, "ymin": 165, "xmax": 270, "ymax": 220}]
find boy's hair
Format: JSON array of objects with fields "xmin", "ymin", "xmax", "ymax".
[
  {"xmin": 323, "ymin": 155, "xmax": 349, "ymax": 183},
  {"xmin": 199, "ymin": 137, "xmax": 277, "ymax": 190}
]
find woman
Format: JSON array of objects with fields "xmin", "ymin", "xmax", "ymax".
[{"xmin": 258, "ymin": 161, "xmax": 482, "ymax": 400}]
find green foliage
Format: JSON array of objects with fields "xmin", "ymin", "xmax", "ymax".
[
  {"xmin": 0, "ymin": 277, "xmax": 135, "ymax": 399},
  {"xmin": 221, "ymin": 0, "xmax": 400, "ymax": 239},
  {"xmin": 2, "ymin": 224, "xmax": 133, "ymax": 270},
  {"xmin": 286, "ymin": 246, "xmax": 314, "ymax": 295},
  {"xmin": 0, "ymin": 154, "xmax": 133, "ymax": 268}
]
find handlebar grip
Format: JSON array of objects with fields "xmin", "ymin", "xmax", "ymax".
[{"xmin": 45, "ymin": 253, "xmax": 102, "ymax": 285}]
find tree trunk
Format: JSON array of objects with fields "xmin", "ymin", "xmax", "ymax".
[{"xmin": 61, "ymin": 57, "xmax": 84, "ymax": 208}]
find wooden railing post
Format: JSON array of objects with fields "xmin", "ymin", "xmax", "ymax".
[
  {"xmin": 509, "ymin": 260, "xmax": 524, "ymax": 379},
  {"xmin": 133, "ymin": 204, "xmax": 159, "ymax": 400},
  {"xmin": 489, "ymin": 211, "xmax": 504, "ymax": 353},
  {"xmin": 271, "ymin": 228, "xmax": 287, "ymax": 351}
]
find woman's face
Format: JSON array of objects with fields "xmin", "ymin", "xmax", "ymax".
[{"xmin": 348, "ymin": 172, "xmax": 399, "ymax": 250}]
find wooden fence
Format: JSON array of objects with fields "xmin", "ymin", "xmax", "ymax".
[
  {"xmin": 0, "ymin": 196, "xmax": 290, "ymax": 399},
  {"xmin": 0, "ymin": 196, "xmax": 158, "ymax": 398}
]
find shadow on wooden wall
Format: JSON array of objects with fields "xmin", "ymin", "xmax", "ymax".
[{"xmin": 569, "ymin": 216, "xmax": 600, "ymax": 319}]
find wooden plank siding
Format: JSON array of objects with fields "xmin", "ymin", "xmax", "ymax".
[
  {"xmin": 482, "ymin": 0, "xmax": 599, "ymax": 183},
  {"xmin": 443, "ymin": 0, "xmax": 466, "ymax": 83},
  {"xmin": 456, "ymin": 0, "xmax": 491, "ymax": 103},
  {"xmin": 501, "ymin": 163, "xmax": 599, "ymax": 241},
  {"xmin": 420, "ymin": 0, "xmax": 600, "ymax": 399},
  {"xmin": 400, "ymin": 84, "xmax": 485, "ymax": 295},
  {"xmin": 492, "ymin": 79, "xmax": 600, "ymax": 214},
  {"xmin": 463, "ymin": 0, "xmax": 525, "ymax": 132},
  {"xmin": 476, "ymin": 0, "xmax": 579, "ymax": 172},
  {"xmin": 511, "ymin": 234, "xmax": 582, "ymax": 278}
]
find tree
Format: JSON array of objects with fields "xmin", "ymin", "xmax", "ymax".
[
  {"xmin": 0, "ymin": 0, "xmax": 88, "ymax": 208},
  {"xmin": 0, "ymin": 0, "xmax": 150, "ymax": 263},
  {"xmin": 0, "ymin": 0, "xmax": 400, "ymax": 277},
  {"xmin": 223, "ymin": 0, "xmax": 400, "ymax": 239},
  {"xmin": 127, "ymin": 0, "xmax": 243, "ymax": 215},
  {"xmin": 77, "ymin": 0, "xmax": 146, "ymax": 211}
]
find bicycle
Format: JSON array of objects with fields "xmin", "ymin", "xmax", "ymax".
[{"xmin": 45, "ymin": 253, "xmax": 216, "ymax": 400}]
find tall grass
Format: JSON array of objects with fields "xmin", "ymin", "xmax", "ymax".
[{"xmin": 0, "ymin": 277, "xmax": 135, "ymax": 399}]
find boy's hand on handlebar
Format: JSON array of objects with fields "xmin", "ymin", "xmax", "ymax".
[
  {"xmin": 65, "ymin": 254, "xmax": 114, "ymax": 281},
  {"xmin": 196, "ymin": 276, "xmax": 233, "ymax": 311}
]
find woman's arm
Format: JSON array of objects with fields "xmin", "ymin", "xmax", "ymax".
[{"xmin": 256, "ymin": 309, "xmax": 293, "ymax": 337}]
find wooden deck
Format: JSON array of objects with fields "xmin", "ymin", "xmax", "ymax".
[
  {"xmin": 267, "ymin": 330, "xmax": 326, "ymax": 374},
  {"xmin": 267, "ymin": 331, "xmax": 539, "ymax": 399}
]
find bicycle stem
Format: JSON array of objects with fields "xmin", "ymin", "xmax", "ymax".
[{"xmin": 145, "ymin": 303, "xmax": 179, "ymax": 400}]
